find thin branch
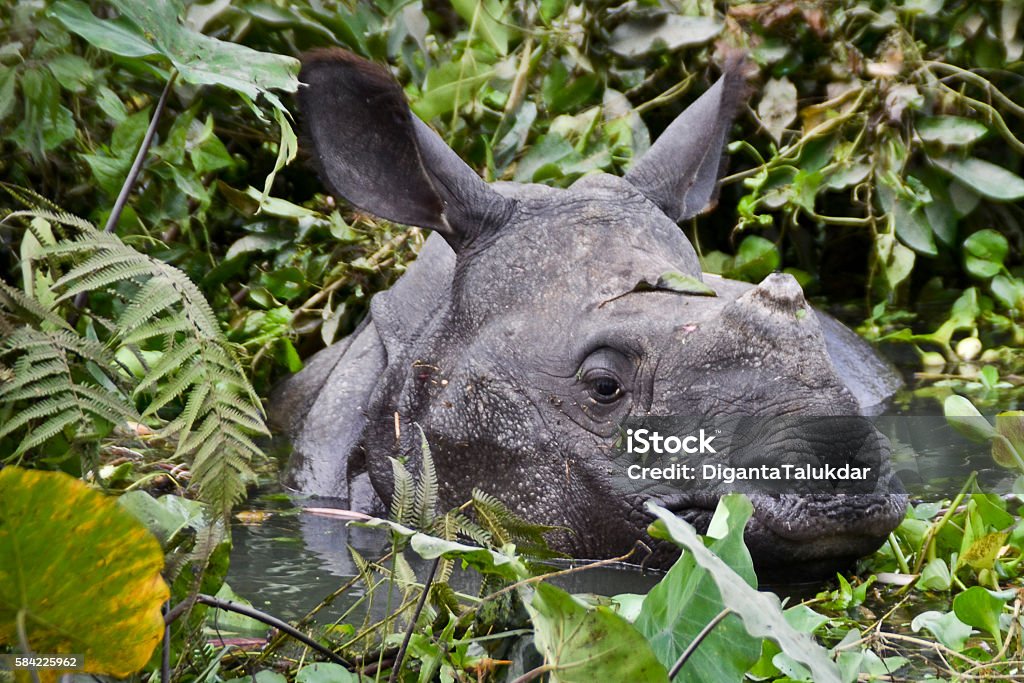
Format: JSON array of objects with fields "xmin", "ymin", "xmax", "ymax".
[
  {"xmin": 668, "ymin": 608, "xmax": 732, "ymax": 679},
  {"xmin": 191, "ymin": 593, "xmax": 350, "ymax": 667},
  {"xmin": 387, "ymin": 556, "xmax": 441, "ymax": 683}
]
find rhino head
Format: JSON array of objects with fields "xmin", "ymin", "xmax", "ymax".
[{"xmin": 275, "ymin": 49, "xmax": 907, "ymax": 579}]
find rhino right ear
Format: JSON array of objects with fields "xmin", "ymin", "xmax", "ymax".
[
  {"xmin": 624, "ymin": 58, "xmax": 747, "ymax": 222},
  {"xmin": 298, "ymin": 50, "xmax": 513, "ymax": 251}
]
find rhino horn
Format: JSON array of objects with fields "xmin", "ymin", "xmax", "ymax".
[
  {"xmin": 624, "ymin": 56, "xmax": 748, "ymax": 222},
  {"xmin": 298, "ymin": 49, "xmax": 515, "ymax": 251}
]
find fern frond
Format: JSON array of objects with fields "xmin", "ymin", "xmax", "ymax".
[
  {"xmin": 115, "ymin": 278, "xmax": 178, "ymax": 332},
  {"xmin": 390, "ymin": 457, "xmax": 415, "ymax": 526},
  {"xmin": 0, "ymin": 282, "xmax": 71, "ymax": 331},
  {"xmin": 413, "ymin": 425, "xmax": 438, "ymax": 529}
]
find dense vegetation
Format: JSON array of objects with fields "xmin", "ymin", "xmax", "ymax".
[{"xmin": 1, "ymin": 0, "xmax": 1024, "ymax": 681}]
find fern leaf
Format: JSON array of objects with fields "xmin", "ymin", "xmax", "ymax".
[
  {"xmin": 413, "ymin": 425, "xmax": 438, "ymax": 529},
  {"xmin": 390, "ymin": 457, "xmax": 415, "ymax": 526},
  {"xmin": 13, "ymin": 411, "xmax": 81, "ymax": 456}
]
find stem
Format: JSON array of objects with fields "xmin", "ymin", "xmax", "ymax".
[
  {"xmin": 187, "ymin": 594, "xmax": 350, "ymax": 666},
  {"xmin": 913, "ymin": 472, "xmax": 977, "ymax": 574},
  {"xmin": 104, "ymin": 71, "xmax": 179, "ymax": 235},
  {"xmin": 70, "ymin": 71, "xmax": 179, "ymax": 316},
  {"xmin": 887, "ymin": 532, "xmax": 910, "ymax": 574},
  {"xmin": 668, "ymin": 608, "xmax": 732, "ymax": 679},
  {"xmin": 509, "ymin": 664, "xmax": 555, "ymax": 683},
  {"xmin": 387, "ymin": 556, "xmax": 441, "ymax": 683}
]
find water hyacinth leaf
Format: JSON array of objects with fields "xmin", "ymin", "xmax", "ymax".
[
  {"xmin": 960, "ymin": 531, "xmax": 1009, "ymax": 571},
  {"xmin": 525, "ymin": 582, "xmax": 670, "ymax": 683},
  {"xmin": 757, "ymin": 77, "xmax": 797, "ymax": 144},
  {"xmin": 295, "ymin": 662, "xmax": 359, "ymax": 683},
  {"xmin": 609, "ymin": 15, "xmax": 722, "ymax": 57},
  {"xmin": 943, "ymin": 395, "xmax": 995, "ymax": 442},
  {"xmin": 646, "ymin": 500, "xmax": 841, "ymax": 683},
  {"xmin": 952, "ymin": 586, "xmax": 1008, "ymax": 641},
  {"xmin": 963, "ymin": 228, "xmax": 1008, "ymax": 279},
  {"xmin": 918, "ymin": 558, "xmax": 952, "ymax": 591},
  {"xmin": 993, "ymin": 411, "xmax": 1024, "ymax": 468},
  {"xmin": 911, "ymin": 610, "xmax": 973, "ymax": 651},
  {"xmin": 875, "ymin": 232, "xmax": 915, "ymax": 288},
  {"xmin": 917, "ymin": 116, "xmax": 988, "ymax": 146},
  {"xmin": 991, "ymin": 274, "xmax": 1024, "ymax": 310},
  {"xmin": 932, "ymin": 157, "xmax": 1024, "ymax": 201},
  {"xmin": 729, "ymin": 235, "xmax": 781, "ymax": 282},
  {"xmin": 0, "ymin": 467, "xmax": 169, "ymax": 676},
  {"xmin": 635, "ymin": 495, "xmax": 761, "ymax": 682}
]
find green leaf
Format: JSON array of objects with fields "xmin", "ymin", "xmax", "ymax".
[
  {"xmin": 49, "ymin": 0, "xmax": 160, "ymax": 58},
  {"xmin": 0, "ymin": 66, "xmax": 16, "ymax": 122},
  {"xmin": 526, "ymin": 582, "xmax": 669, "ymax": 683},
  {"xmin": 728, "ymin": 235, "xmax": 780, "ymax": 282},
  {"xmin": 0, "ymin": 467, "xmax": 168, "ymax": 675},
  {"xmin": 46, "ymin": 53, "xmax": 93, "ymax": 93},
  {"xmin": 646, "ymin": 500, "xmax": 840, "ymax": 682},
  {"xmin": 963, "ymin": 228, "xmax": 1008, "ymax": 279},
  {"xmin": 655, "ymin": 271, "xmax": 716, "ymax": 296},
  {"xmin": 993, "ymin": 411, "xmax": 1024, "ymax": 468},
  {"xmin": 991, "ymin": 274, "xmax": 1024, "ymax": 310},
  {"xmin": 932, "ymin": 157, "xmax": 1024, "ymax": 201},
  {"xmin": 355, "ymin": 518, "xmax": 531, "ymax": 581},
  {"xmin": 119, "ymin": 490, "xmax": 205, "ymax": 549},
  {"xmin": 52, "ymin": 0, "xmax": 299, "ymax": 107},
  {"xmin": 917, "ymin": 116, "xmax": 988, "ymax": 146},
  {"xmin": 960, "ymin": 531, "xmax": 1009, "ymax": 571},
  {"xmin": 450, "ymin": 0, "xmax": 510, "ymax": 55},
  {"xmin": 295, "ymin": 662, "xmax": 359, "ymax": 683},
  {"xmin": 412, "ymin": 58, "xmax": 493, "ymax": 121},
  {"xmin": 609, "ymin": 15, "xmax": 722, "ymax": 57},
  {"xmin": 953, "ymin": 586, "xmax": 1007, "ymax": 641},
  {"xmin": 910, "ymin": 610, "xmax": 972, "ymax": 651},
  {"xmin": 918, "ymin": 557, "xmax": 951, "ymax": 590},
  {"xmin": 635, "ymin": 496, "xmax": 760, "ymax": 682},
  {"xmin": 944, "ymin": 395, "xmax": 996, "ymax": 442}
]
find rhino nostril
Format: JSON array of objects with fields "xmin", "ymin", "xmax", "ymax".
[{"xmin": 742, "ymin": 272, "xmax": 808, "ymax": 316}]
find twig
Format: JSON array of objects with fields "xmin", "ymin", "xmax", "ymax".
[
  {"xmin": 190, "ymin": 594, "xmax": 350, "ymax": 666},
  {"xmin": 479, "ymin": 540, "xmax": 651, "ymax": 603},
  {"xmin": 509, "ymin": 664, "xmax": 555, "ymax": 683},
  {"xmin": 387, "ymin": 556, "xmax": 441, "ymax": 683},
  {"xmin": 669, "ymin": 608, "xmax": 732, "ymax": 679}
]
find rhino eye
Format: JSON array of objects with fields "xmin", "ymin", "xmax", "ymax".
[{"xmin": 587, "ymin": 372, "xmax": 623, "ymax": 403}]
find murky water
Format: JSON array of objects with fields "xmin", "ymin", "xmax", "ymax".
[{"xmin": 227, "ymin": 381, "xmax": 1022, "ymax": 624}]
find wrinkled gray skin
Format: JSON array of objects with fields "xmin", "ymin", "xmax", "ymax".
[{"xmin": 272, "ymin": 50, "xmax": 907, "ymax": 579}]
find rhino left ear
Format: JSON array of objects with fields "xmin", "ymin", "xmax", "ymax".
[
  {"xmin": 298, "ymin": 49, "xmax": 514, "ymax": 252},
  {"xmin": 624, "ymin": 59, "xmax": 747, "ymax": 222}
]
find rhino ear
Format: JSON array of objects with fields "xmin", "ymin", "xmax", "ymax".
[
  {"xmin": 624, "ymin": 59, "xmax": 747, "ymax": 222},
  {"xmin": 298, "ymin": 50, "xmax": 512, "ymax": 251}
]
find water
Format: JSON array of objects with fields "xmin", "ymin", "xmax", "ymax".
[{"xmin": 226, "ymin": 380, "xmax": 1022, "ymax": 625}]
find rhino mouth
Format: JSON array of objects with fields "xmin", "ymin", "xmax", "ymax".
[{"xmin": 652, "ymin": 491, "xmax": 908, "ymax": 581}]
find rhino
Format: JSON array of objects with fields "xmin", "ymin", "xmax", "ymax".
[{"xmin": 272, "ymin": 49, "xmax": 907, "ymax": 579}]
